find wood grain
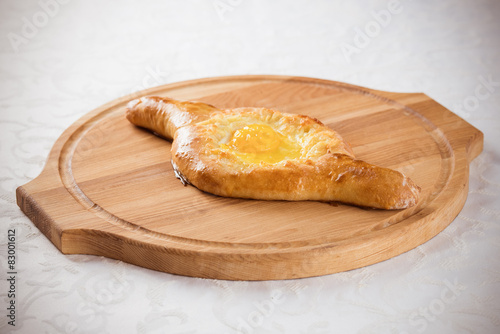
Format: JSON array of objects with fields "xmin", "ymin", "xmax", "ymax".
[{"xmin": 16, "ymin": 75, "xmax": 483, "ymax": 280}]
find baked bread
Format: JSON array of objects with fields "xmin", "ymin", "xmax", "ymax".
[{"xmin": 126, "ymin": 96, "xmax": 421, "ymax": 209}]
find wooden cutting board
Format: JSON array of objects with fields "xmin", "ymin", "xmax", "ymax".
[{"xmin": 16, "ymin": 75, "xmax": 483, "ymax": 280}]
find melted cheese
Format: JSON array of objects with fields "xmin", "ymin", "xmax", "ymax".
[{"xmin": 221, "ymin": 124, "xmax": 301, "ymax": 164}]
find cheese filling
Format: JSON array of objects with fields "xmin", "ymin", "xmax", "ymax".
[{"xmin": 221, "ymin": 124, "xmax": 301, "ymax": 164}]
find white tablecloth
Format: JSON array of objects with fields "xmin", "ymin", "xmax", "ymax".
[{"xmin": 1, "ymin": 1, "xmax": 499, "ymax": 333}]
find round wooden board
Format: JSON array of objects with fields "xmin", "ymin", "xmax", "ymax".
[{"xmin": 17, "ymin": 75, "xmax": 483, "ymax": 280}]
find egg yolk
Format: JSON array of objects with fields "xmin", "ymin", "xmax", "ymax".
[{"xmin": 222, "ymin": 124, "xmax": 301, "ymax": 164}]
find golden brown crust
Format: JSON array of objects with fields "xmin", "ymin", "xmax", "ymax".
[
  {"xmin": 127, "ymin": 96, "xmax": 421, "ymax": 210},
  {"xmin": 126, "ymin": 96, "xmax": 217, "ymax": 140}
]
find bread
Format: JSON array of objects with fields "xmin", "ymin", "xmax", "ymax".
[{"xmin": 126, "ymin": 96, "xmax": 421, "ymax": 209}]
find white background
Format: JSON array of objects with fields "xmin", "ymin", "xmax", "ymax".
[{"xmin": 1, "ymin": 0, "xmax": 499, "ymax": 333}]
